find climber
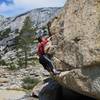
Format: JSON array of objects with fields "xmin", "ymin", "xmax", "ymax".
[{"xmin": 36, "ymin": 35, "xmax": 60, "ymax": 75}]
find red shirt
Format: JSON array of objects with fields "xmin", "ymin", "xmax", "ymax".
[{"xmin": 37, "ymin": 39, "xmax": 48, "ymax": 56}]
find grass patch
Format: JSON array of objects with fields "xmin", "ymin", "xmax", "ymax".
[{"xmin": 22, "ymin": 77, "xmax": 40, "ymax": 90}]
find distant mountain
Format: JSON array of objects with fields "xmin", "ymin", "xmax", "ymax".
[{"xmin": 0, "ymin": 7, "xmax": 61, "ymax": 31}]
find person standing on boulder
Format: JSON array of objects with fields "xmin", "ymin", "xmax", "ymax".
[{"xmin": 36, "ymin": 35, "xmax": 60, "ymax": 75}]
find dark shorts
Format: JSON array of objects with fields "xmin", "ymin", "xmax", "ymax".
[{"xmin": 39, "ymin": 54, "xmax": 53, "ymax": 71}]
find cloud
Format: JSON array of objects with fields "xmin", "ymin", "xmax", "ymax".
[
  {"xmin": 0, "ymin": 0, "xmax": 13, "ymax": 5},
  {"xmin": 0, "ymin": 0, "xmax": 66, "ymax": 17}
]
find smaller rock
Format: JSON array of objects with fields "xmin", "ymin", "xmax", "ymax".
[
  {"xmin": 0, "ymin": 78, "xmax": 9, "ymax": 83},
  {"xmin": 32, "ymin": 82, "xmax": 46, "ymax": 97},
  {"xmin": 8, "ymin": 84, "xmax": 22, "ymax": 90},
  {"xmin": 42, "ymin": 70, "xmax": 50, "ymax": 76}
]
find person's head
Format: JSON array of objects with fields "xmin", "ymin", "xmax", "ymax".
[
  {"xmin": 38, "ymin": 36, "xmax": 42, "ymax": 43},
  {"xmin": 37, "ymin": 34, "xmax": 48, "ymax": 43}
]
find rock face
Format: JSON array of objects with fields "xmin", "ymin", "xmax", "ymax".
[{"xmin": 49, "ymin": 0, "xmax": 100, "ymax": 99}]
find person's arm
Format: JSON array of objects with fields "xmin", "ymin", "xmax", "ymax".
[
  {"xmin": 43, "ymin": 38, "xmax": 49, "ymax": 45},
  {"xmin": 47, "ymin": 37, "xmax": 52, "ymax": 41}
]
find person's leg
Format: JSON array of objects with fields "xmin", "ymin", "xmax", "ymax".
[
  {"xmin": 43, "ymin": 55, "xmax": 60, "ymax": 75},
  {"xmin": 39, "ymin": 56, "xmax": 48, "ymax": 70},
  {"xmin": 43, "ymin": 55, "xmax": 54, "ymax": 72},
  {"xmin": 39, "ymin": 55, "xmax": 60, "ymax": 75}
]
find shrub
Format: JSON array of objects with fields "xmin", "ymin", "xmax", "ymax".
[
  {"xmin": 7, "ymin": 63, "xmax": 17, "ymax": 70},
  {"xmin": 0, "ymin": 60, "xmax": 7, "ymax": 66},
  {"xmin": 22, "ymin": 77, "xmax": 39, "ymax": 90}
]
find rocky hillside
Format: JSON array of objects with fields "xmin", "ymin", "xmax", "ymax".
[
  {"xmin": 0, "ymin": 7, "xmax": 61, "ymax": 31},
  {"xmin": 48, "ymin": 0, "xmax": 100, "ymax": 99}
]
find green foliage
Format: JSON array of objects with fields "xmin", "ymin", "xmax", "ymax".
[
  {"xmin": 7, "ymin": 63, "xmax": 17, "ymax": 70},
  {"xmin": 15, "ymin": 35, "xmax": 28, "ymax": 68},
  {"xmin": 3, "ymin": 28, "xmax": 11, "ymax": 34},
  {"xmin": 31, "ymin": 40, "xmax": 38, "ymax": 44},
  {"xmin": 20, "ymin": 16, "xmax": 35, "ymax": 34},
  {"xmin": 32, "ymin": 58, "xmax": 39, "ymax": 65},
  {"xmin": 0, "ymin": 60, "xmax": 7, "ymax": 66},
  {"xmin": 6, "ymin": 57, "xmax": 17, "ymax": 70},
  {"xmin": 16, "ymin": 56, "xmax": 24, "ymax": 68},
  {"xmin": 13, "ymin": 16, "xmax": 38, "ymax": 68},
  {"xmin": 22, "ymin": 77, "xmax": 39, "ymax": 90},
  {"xmin": 0, "ymin": 28, "xmax": 11, "ymax": 39},
  {"xmin": 28, "ymin": 57, "xmax": 39, "ymax": 66},
  {"xmin": 15, "ymin": 29, "xmax": 19, "ymax": 33},
  {"xmin": 14, "ymin": 16, "xmax": 37, "ymax": 68},
  {"xmin": 20, "ymin": 16, "xmax": 36, "ymax": 44}
]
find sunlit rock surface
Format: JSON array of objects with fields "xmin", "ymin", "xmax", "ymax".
[{"xmin": 48, "ymin": 0, "xmax": 100, "ymax": 99}]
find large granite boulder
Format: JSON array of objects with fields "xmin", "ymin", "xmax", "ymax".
[{"xmin": 48, "ymin": 0, "xmax": 100, "ymax": 99}]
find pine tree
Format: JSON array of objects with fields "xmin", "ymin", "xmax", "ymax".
[
  {"xmin": 19, "ymin": 16, "xmax": 35, "ymax": 67},
  {"xmin": 21, "ymin": 16, "xmax": 34, "ymax": 34}
]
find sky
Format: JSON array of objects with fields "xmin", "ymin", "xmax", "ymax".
[{"xmin": 0, "ymin": 0, "xmax": 66, "ymax": 17}]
